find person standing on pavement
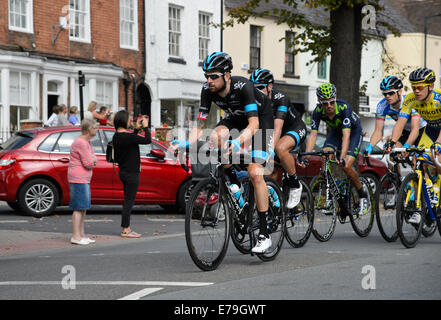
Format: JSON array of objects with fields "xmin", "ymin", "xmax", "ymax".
[
  {"xmin": 68, "ymin": 106, "xmax": 80, "ymax": 126},
  {"xmin": 57, "ymin": 104, "xmax": 69, "ymax": 126},
  {"xmin": 112, "ymin": 110, "xmax": 151, "ymax": 238},
  {"xmin": 68, "ymin": 119, "xmax": 98, "ymax": 245},
  {"xmin": 44, "ymin": 105, "xmax": 60, "ymax": 127}
]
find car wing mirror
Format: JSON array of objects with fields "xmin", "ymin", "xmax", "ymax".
[{"xmin": 150, "ymin": 149, "xmax": 166, "ymax": 161}]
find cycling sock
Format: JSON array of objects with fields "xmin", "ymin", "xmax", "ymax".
[
  {"xmin": 258, "ymin": 211, "xmax": 269, "ymax": 237},
  {"xmin": 225, "ymin": 167, "xmax": 240, "ymax": 187},
  {"xmin": 288, "ymin": 173, "xmax": 300, "ymax": 188}
]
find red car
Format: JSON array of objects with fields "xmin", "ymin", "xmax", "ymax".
[
  {"xmin": 0, "ymin": 126, "xmax": 193, "ymax": 217},
  {"xmin": 293, "ymin": 130, "xmax": 388, "ymax": 194}
]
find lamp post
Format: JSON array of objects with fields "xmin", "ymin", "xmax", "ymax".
[{"xmin": 424, "ymin": 13, "xmax": 441, "ymax": 68}]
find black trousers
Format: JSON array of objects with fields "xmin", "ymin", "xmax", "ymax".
[{"xmin": 119, "ymin": 171, "xmax": 140, "ymax": 228}]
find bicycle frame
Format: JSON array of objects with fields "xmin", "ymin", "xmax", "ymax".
[{"xmin": 398, "ymin": 147, "xmax": 439, "ymax": 222}]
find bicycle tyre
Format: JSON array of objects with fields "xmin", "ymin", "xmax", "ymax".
[
  {"xmin": 436, "ymin": 206, "xmax": 441, "ymax": 238},
  {"xmin": 375, "ymin": 173, "xmax": 399, "ymax": 242},
  {"xmin": 185, "ymin": 178, "xmax": 231, "ymax": 271},
  {"xmin": 310, "ymin": 175, "xmax": 337, "ymax": 242},
  {"xmin": 284, "ymin": 178, "xmax": 314, "ymax": 248},
  {"xmin": 349, "ymin": 177, "xmax": 375, "ymax": 237},
  {"xmin": 396, "ymin": 172, "xmax": 424, "ymax": 248}
]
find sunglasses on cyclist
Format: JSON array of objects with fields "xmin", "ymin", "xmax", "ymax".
[
  {"xmin": 204, "ymin": 73, "xmax": 224, "ymax": 80},
  {"xmin": 254, "ymin": 84, "xmax": 268, "ymax": 90},
  {"xmin": 382, "ymin": 90, "xmax": 398, "ymax": 97},
  {"xmin": 411, "ymin": 83, "xmax": 431, "ymax": 91},
  {"xmin": 320, "ymin": 100, "xmax": 336, "ymax": 106}
]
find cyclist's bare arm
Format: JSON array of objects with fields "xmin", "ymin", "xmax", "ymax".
[
  {"xmin": 369, "ymin": 119, "xmax": 385, "ymax": 149},
  {"xmin": 340, "ymin": 129, "xmax": 351, "ymax": 160},
  {"xmin": 405, "ymin": 116, "xmax": 421, "ymax": 146},
  {"xmin": 390, "ymin": 117, "xmax": 407, "ymax": 145},
  {"xmin": 273, "ymin": 118, "xmax": 284, "ymax": 147}
]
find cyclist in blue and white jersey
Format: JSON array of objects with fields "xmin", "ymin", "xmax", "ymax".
[{"xmin": 365, "ymin": 76, "xmax": 426, "ymax": 158}]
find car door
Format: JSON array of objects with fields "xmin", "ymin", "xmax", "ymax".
[
  {"xmin": 49, "ymin": 129, "xmax": 110, "ymax": 201},
  {"xmin": 137, "ymin": 142, "xmax": 178, "ymax": 203}
]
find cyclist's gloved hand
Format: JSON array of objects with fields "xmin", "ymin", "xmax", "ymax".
[
  {"xmin": 402, "ymin": 142, "xmax": 411, "ymax": 149},
  {"xmin": 364, "ymin": 144, "xmax": 373, "ymax": 155},
  {"xmin": 171, "ymin": 139, "xmax": 190, "ymax": 149},
  {"xmin": 432, "ymin": 142, "xmax": 441, "ymax": 154},
  {"xmin": 226, "ymin": 139, "xmax": 241, "ymax": 152}
]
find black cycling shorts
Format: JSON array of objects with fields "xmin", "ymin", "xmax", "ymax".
[{"xmin": 280, "ymin": 120, "xmax": 307, "ymax": 151}]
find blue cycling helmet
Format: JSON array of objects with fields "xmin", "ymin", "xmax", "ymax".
[
  {"xmin": 250, "ymin": 68, "xmax": 274, "ymax": 85},
  {"xmin": 202, "ymin": 52, "xmax": 233, "ymax": 73},
  {"xmin": 380, "ymin": 76, "xmax": 403, "ymax": 91}
]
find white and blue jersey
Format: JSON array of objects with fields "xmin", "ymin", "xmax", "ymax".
[{"xmin": 376, "ymin": 95, "xmax": 426, "ymax": 131}]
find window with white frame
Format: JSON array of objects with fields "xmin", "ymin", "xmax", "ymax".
[
  {"xmin": 250, "ymin": 25, "xmax": 261, "ymax": 71},
  {"xmin": 120, "ymin": 0, "xmax": 138, "ymax": 49},
  {"xmin": 9, "ymin": 0, "xmax": 33, "ymax": 33},
  {"xmin": 168, "ymin": 6, "xmax": 182, "ymax": 57},
  {"xmin": 96, "ymin": 80, "xmax": 114, "ymax": 109},
  {"xmin": 10, "ymin": 71, "xmax": 32, "ymax": 132},
  {"xmin": 69, "ymin": 0, "xmax": 90, "ymax": 42},
  {"xmin": 199, "ymin": 12, "xmax": 211, "ymax": 61}
]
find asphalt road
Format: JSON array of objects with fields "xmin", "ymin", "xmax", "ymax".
[{"xmin": 0, "ymin": 201, "xmax": 440, "ymax": 304}]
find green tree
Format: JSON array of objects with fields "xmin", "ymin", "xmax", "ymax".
[{"xmin": 223, "ymin": 0, "xmax": 400, "ymax": 114}]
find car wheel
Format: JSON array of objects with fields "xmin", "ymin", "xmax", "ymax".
[
  {"xmin": 360, "ymin": 172, "xmax": 379, "ymax": 196},
  {"xmin": 17, "ymin": 179, "xmax": 59, "ymax": 218},
  {"xmin": 7, "ymin": 201, "xmax": 19, "ymax": 211}
]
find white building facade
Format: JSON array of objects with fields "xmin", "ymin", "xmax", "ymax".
[{"xmin": 145, "ymin": 0, "xmax": 222, "ymax": 139}]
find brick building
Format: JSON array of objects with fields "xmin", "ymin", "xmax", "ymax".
[{"xmin": 0, "ymin": 0, "xmax": 146, "ymax": 141}]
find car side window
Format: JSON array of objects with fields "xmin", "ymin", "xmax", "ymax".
[
  {"xmin": 91, "ymin": 131, "xmax": 104, "ymax": 154},
  {"xmin": 53, "ymin": 131, "xmax": 81, "ymax": 153},
  {"xmin": 139, "ymin": 143, "xmax": 153, "ymax": 157},
  {"xmin": 103, "ymin": 130, "xmax": 115, "ymax": 143},
  {"xmin": 38, "ymin": 133, "xmax": 61, "ymax": 152}
]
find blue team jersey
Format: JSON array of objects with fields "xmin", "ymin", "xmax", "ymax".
[{"xmin": 311, "ymin": 99, "xmax": 361, "ymax": 133}]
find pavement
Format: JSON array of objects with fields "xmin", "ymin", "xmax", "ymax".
[{"xmin": 0, "ymin": 204, "xmax": 185, "ymax": 257}]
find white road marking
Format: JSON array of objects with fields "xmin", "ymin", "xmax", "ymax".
[
  {"xmin": 0, "ymin": 220, "xmax": 29, "ymax": 224},
  {"xmin": 118, "ymin": 288, "xmax": 163, "ymax": 300},
  {"xmin": 0, "ymin": 281, "xmax": 214, "ymax": 286},
  {"xmin": 147, "ymin": 218, "xmax": 185, "ymax": 222}
]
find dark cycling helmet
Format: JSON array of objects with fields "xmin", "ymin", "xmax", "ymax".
[
  {"xmin": 380, "ymin": 76, "xmax": 403, "ymax": 91},
  {"xmin": 316, "ymin": 83, "xmax": 337, "ymax": 100},
  {"xmin": 250, "ymin": 68, "xmax": 274, "ymax": 85},
  {"xmin": 202, "ymin": 52, "xmax": 233, "ymax": 73},
  {"xmin": 409, "ymin": 67, "xmax": 436, "ymax": 84}
]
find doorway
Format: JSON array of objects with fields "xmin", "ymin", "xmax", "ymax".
[
  {"xmin": 48, "ymin": 95, "xmax": 59, "ymax": 116},
  {"xmin": 135, "ymin": 83, "xmax": 151, "ymax": 118}
]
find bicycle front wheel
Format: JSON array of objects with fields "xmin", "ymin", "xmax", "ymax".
[
  {"xmin": 185, "ymin": 178, "xmax": 230, "ymax": 271},
  {"xmin": 396, "ymin": 173, "xmax": 423, "ymax": 248},
  {"xmin": 349, "ymin": 177, "xmax": 375, "ymax": 237},
  {"xmin": 375, "ymin": 173, "xmax": 399, "ymax": 242},
  {"xmin": 284, "ymin": 178, "xmax": 314, "ymax": 248},
  {"xmin": 310, "ymin": 175, "xmax": 337, "ymax": 242}
]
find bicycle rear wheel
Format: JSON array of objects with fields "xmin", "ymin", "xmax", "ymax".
[
  {"xmin": 396, "ymin": 173, "xmax": 424, "ymax": 248},
  {"xmin": 284, "ymin": 178, "xmax": 314, "ymax": 248},
  {"xmin": 185, "ymin": 178, "xmax": 230, "ymax": 271},
  {"xmin": 310, "ymin": 175, "xmax": 337, "ymax": 242},
  {"xmin": 349, "ymin": 177, "xmax": 375, "ymax": 237},
  {"xmin": 375, "ymin": 173, "xmax": 399, "ymax": 242}
]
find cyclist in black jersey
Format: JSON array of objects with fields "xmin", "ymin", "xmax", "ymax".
[
  {"xmin": 172, "ymin": 52, "xmax": 275, "ymax": 253},
  {"xmin": 300, "ymin": 83, "xmax": 369, "ymax": 216},
  {"xmin": 250, "ymin": 68, "xmax": 307, "ymax": 209}
]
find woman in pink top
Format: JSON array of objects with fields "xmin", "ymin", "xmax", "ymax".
[{"xmin": 68, "ymin": 119, "xmax": 98, "ymax": 245}]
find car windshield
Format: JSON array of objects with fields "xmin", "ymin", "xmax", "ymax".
[{"xmin": 0, "ymin": 132, "xmax": 36, "ymax": 150}]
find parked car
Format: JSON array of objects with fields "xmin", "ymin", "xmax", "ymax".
[
  {"xmin": 0, "ymin": 126, "xmax": 193, "ymax": 217},
  {"xmin": 293, "ymin": 130, "xmax": 389, "ymax": 194}
]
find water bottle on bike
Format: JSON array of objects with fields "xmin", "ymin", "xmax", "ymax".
[{"xmin": 230, "ymin": 184, "xmax": 244, "ymax": 208}]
